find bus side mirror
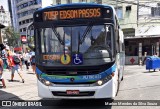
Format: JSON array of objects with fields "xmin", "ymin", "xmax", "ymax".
[{"xmin": 26, "ymin": 23, "xmax": 35, "ymax": 51}]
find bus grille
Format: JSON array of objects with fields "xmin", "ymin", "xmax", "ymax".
[
  {"xmin": 37, "ymin": 62, "xmax": 114, "ymax": 76},
  {"xmin": 45, "ymin": 68, "xmax": 102, "ymax": 76},
  {"xmin": 52, "ymin": 91, "xmax": 95, "ymax": 97}
]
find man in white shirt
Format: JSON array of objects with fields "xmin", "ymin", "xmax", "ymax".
[{"xmin": 23, "ymin": 51, "xmax": 31, "ymax": 70}]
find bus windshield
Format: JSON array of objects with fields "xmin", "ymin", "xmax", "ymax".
[{"xmin": 37, "ymin": 24, "xmax": 114, "ymax": 66}]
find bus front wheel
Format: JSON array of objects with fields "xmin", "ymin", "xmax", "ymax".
[{"xmin": 116, "ymin": 73, "xmax": 120, "ymax": 96}]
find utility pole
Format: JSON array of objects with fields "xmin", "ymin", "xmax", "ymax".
[{"xmin": 137, "ymin": 0, "xmax": 139, "ymax": 27}]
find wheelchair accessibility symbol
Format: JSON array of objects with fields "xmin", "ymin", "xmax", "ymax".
[{"xmin": 72, "ymin": 54, "xmax": 83, "ymax": 65}]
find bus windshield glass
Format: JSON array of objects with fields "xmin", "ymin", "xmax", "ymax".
[{"xmin": 38, "ymin": 24, "xmax": 114, "ymax": 66}]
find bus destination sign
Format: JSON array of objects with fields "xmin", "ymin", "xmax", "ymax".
[{"xmin": 43, "ymin": 8, "xmax": 102, "ymax": 21}]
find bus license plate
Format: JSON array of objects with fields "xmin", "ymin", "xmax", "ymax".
[{"xmin": 66, "ymin": 90, "xmax": 79, "ymax": 95}]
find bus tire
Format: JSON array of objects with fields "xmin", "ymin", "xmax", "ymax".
[
  {"xmin": 121, "ymin": 76, "xmax": 123, "ymax": 81},
  {"xmin": 121, "ymin": 66, "xmax": 124, "ymax": 81},
  {"xmin": 116, "ymin": 74, "xmax": 120, "ymax": 96}
]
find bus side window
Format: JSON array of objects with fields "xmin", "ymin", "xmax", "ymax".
[
  {"xmin": 115, "ymin": 16, "xmax": 120, "ymax": 53},
  {"xmin": 122, "ymin": 43, "xmax": 125, "ymax": 51},
  {"xmin": 106, "ymin": 29, "xmax": 111, "ymax": 48}
]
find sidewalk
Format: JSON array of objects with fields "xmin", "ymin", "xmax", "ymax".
[
  {"xmin": 0, "ymin": 65, "xmax": 40, "ymax": 100},
  {"xmin": 0, "ymin": 65, "xmax": 37, "ymax": 89}
]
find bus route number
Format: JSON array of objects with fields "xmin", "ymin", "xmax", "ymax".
[{"xmin": 43, "ymin": 8, "xmax": 101, "ymax": 20}]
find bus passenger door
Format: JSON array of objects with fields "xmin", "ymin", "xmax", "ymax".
[
  {"xmin": 115, "ymin": 18, "xmax": 121, "ymax": 80},
  {"xmin": 118, "ymin": 29, "xmax": 125, "ymax": 81}
]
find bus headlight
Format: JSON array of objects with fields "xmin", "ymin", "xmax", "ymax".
[
  {"xmin": 91, "ymin": 74, "xmax": 113, "ymax": 86},
  {"xmin": 97, "ymin": 80, "xmax": 103, "ymax": 86},
  {"xmin": 45, "ymin": 81, "xmax": 51, "ymax": 86},
  {"xmin": 37, "ymin": 75, "xmax": 52, "ymax": 86}
]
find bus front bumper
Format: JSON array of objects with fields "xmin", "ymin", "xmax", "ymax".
[{"xmin": 37, "ymin": 79, "xmax": 116, "ymax": 99}]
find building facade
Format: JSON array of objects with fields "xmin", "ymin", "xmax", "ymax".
[
  {"xmin": 0, "ymin": 5, "xmax": 11, "ymax": 43},
  {"xmin": 0, "ymin": 23, "xmax": 5, "ymax": 45},
  {"xmin": 9, "ymin": 0, "xmax": 19, "ymax": 32},
  {"xmin": 11, "ymin": 0, "xmax": 53, "ymax": 36},
  {"xmin": 124, "ymin": 0, "xmax": 160, "ymax": 64},
  {"xmin": 136, "ymin": 0, "xmax": 160, "ymax": 56},
  {"xmin": 15, "ymin": 0, "xmax": 42, "ymax": 36}
]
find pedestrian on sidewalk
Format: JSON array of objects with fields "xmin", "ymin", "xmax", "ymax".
[
  {"xmin": 30, "ymin": 54, "xmax": 36, "ymax": 74},
  {"xmin": 23, "ymin": 51, "xmax": 30, "ymax": 70},
  {"xmin": 1, "ymin": 46, "xmax": 9, "ymax": 69},
  {"xmin": 15, "ymin": 51, "xmax": 23, "ymax": 71},
  {"xmin": 142, "ymin": 52, "xmax": 148, "ymax": 66},
  {"xmin": 7, "ymin": 52, "xmax": 25, "ymax": 83},
  {"xmin": 0, "ymin": 56, "xmax": 6, "ymax": 88}
]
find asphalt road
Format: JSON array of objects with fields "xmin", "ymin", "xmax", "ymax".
[{"xmin": 1, "ymin": 65, "xmax": 160, "ymax": 109}]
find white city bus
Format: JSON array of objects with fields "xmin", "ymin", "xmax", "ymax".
[{"xmin": 27, "ymin": 3, "xmax": 125, "ymax": 99}]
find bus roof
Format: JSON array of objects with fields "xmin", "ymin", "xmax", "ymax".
[
  {"xmin": 33, "ymin": 3, "xmax": 116, "ymax": 27},
  {"xmin": 36, "ymin": 3, "xmax": 114, "ymax": 13}
]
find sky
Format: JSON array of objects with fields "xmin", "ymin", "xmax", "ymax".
[{"xmin": 0, "ymin": 0, "xmax": 8, "ymax": 11}]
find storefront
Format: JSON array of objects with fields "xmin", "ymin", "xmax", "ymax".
[
  {"xmin": 125, "ymin": 36, "xmax": 160, "ymax": 56},
  {"xmin": 124, "ymin": 36, "xmax": 160, "ymax": 65}
]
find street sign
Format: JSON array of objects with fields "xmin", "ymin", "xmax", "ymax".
[
  {"xmin": 21, "ymin": 35, "xmax": 27, "ymax": 43},
  {"xmin": 72, "ymin": 54, "xmax": 83, "ymax": 65}
]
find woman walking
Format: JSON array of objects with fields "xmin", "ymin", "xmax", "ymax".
[{"xmin": 8, "ymin": 52, "xmax": 25, "ymax": 83}]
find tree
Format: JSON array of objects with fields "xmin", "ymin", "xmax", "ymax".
[{"xmin": 4, "ymin": 27, "xmax": 21, "ymax": 47}]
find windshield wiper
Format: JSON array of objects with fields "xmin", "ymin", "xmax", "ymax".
[
  {"xmin": 63, "ymin": 31, "xmax": 67, "ymax": 60},
  {"xmin": 52, "ymin": 27, "xmax": 64, "ymax": 45},
  {"xmin": 90, "ymin": 30, "xmax": 96, "ymax": 45},
  {"xmin": 79, "ymin": 25, "xmax": 93, "ymax": 44},
  {"xmin": 77, "ymin": 25, "xmax": 92, "ymax": 53},
  {"xmin": 78, "ymin": 31, "xmax": 80, "ymax": 54}
]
